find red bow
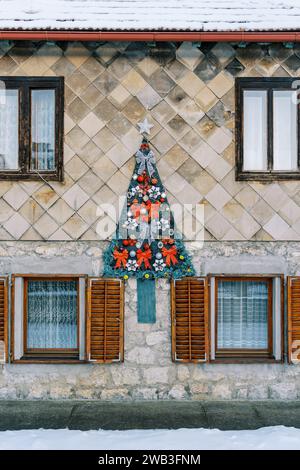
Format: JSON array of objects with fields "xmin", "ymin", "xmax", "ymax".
[
  {"xmin": 113, "ymin": 249, "xmax": 128, "ymax": 268},
  {"xmin": 162, "ymin": 246, "xmax": 178, "ymax": 266},
  {"xmin": 137, "ymin": 248, "xmax": 152, "ymax": 269}
]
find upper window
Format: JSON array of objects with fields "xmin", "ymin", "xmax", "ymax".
[
  {"xmin": 0, "ymin": 77, "xmax": 64, "ymax": 181},
  {"xmin": 236, "ymin": 78, "xmax": 299, "ymax": 180}
]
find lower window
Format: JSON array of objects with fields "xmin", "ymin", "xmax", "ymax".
[
  {"xmin": 216, "ymin": 277, "xmax": 272, "ymax": 359},
  {"xmin": 12, "ymin": 275, "xmax": 86, "ymax": 362},
  {"xmin": 24, "ymin": 278, "xmax": 79, "ymax": 358},
  {"xmin": 210, "ymin": 276, "xmax": 282, "ymax": 362}
]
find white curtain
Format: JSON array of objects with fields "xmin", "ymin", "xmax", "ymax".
[
  {"xmin": 0, "ymin": 89, "xmax": 19, "ymax": 169},
  {"xmin": 27, "ymin": 280, "xmax": 77, "ymax": 349},
  {"xmin": 273, "ymin": 90, "xmax": 297, "ymax": 170},
  {"xmin": 243, "ymin": 90, "xmax": 268, "ymax": 171},
  {"xmin": 31, "ymin": 89, "xmax": 55, "ymax": 170},
  {"xmin": 217, "ymin": 280, "xmax": 268, "ymax": 349}
]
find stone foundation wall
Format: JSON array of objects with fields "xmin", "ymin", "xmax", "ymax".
[{"xmin": 0, "ymin": 240, "xmax": 300, "ymax": 400}]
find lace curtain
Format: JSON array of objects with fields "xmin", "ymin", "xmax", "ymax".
[
  {"xmin": 27, "ymin": 280, "xmax": 77, "ymax": 349},
  {"xmin": 217, "ymin": 280, "xmax": 269, "ymax": 349},
  {"xmin": 0, "ymin": 89, "xmax": 19, "ymax": 169},
  {"xmin": 31, "ymin": 89, "xmax": 55, "ymax": 170}
]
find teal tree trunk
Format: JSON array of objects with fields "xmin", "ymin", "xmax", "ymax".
[{"xmin": 104, "ymin": 138, "xmax": 195, "ymax": 323}]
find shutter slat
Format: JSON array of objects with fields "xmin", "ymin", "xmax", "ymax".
[
  {"xmin": 87, "ymin": 278, "xmax": 124, "ymax": 363},
  {"xmin": 288, "ymin": 276, "xmax": 300, "ymax": 363},
  {"xmin": 171, "ymin": 277, "xmax": 208, "ymax": 363},
  {"xmin": 0, "ymin": 278, "xmax": 7, "ymax": 363}
]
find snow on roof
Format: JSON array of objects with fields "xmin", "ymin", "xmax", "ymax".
[{"xmin": 1, "ymin": 0, "xmax": 300, "ymax": 32}]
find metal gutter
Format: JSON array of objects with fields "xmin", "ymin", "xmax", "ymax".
[{"xmin": 0, "ymin": 30, "xmax": 300, "ymax": 42}]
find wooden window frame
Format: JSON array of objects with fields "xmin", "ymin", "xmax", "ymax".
[
  {"xmin": 0, "ymin": 77, "xmax": 64, "ymax": 181},
  {"xmin": 210, "ymin": 274, "xmax": 284, "ymax": 364},
  {"xmin": 236, "ymin": 77, "xmax": 300, "ymax": 181},
  {"xmin": 11, "ymin": 274, "xmax": 85, "ymax": 364}
]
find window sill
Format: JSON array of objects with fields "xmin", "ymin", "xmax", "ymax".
[
  {"xmin": 12, "ymin": 356, "xmax": 85, "ymax": 364},
  {"xmin": 211, "ymin": 357, "xmax": 282, "ymax": 364},
  {"xmin": 236, "ymin": 170, "xmax": 300, "ymax": 181},
  {"xmin": 0, "ymin": 172, "xmax": 63, "ymax": 182}
]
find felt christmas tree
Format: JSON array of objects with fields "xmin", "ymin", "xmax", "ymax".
[{"xmin": 103, "ymin": 125, "xmax": 195, "ymax": 322}]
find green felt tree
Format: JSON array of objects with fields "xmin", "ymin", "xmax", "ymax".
[{"xmin": 103, "ymin": 137, "xmax": 195, "ymax": 280}]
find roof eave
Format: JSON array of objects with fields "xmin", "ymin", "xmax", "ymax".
[{"xmin": 1, "ymin": 29, "xmax": 300, "ymax": 42}]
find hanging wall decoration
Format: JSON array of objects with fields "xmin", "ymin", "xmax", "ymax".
[{"xmin": 103, "ymin": 119, "xmax": 195, "ymax": 323}]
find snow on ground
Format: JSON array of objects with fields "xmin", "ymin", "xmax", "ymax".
[{"xmin": 0, "ymin": 426, "xmax": 300, "ymax": 450}]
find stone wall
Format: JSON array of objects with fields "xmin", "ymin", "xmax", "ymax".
[
  {"xmin": 0, "ymin": 41, "xmax": 300, "ymax": 241},
  {"xmin": 0, "ymin": 240, "xmax": 300, "ymax": 400}
]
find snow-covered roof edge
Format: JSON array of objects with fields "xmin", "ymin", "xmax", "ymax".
[{"xmin": 1, "ymin": 1, "xmax": 300, "ymax": 33}]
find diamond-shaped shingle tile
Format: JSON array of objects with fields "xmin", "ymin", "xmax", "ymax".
[
  {"xmin": 195, "ymin": 86, "xmax": 218, "ymax": 112},
  {"xmin": 148, "ymin": 69, "xmax": 176, "ymax": 97},
  {"xmin": 107, "ymin": 171, "xmax": 129, "ymax": 196},
  {"xmin": 19, "ymin": 199, "xmax": 45, "ymax": 225},
  {"xmin": 62, "ymin": 184, "xmax": 89, "ymax": 210},
  {"xmin": 178, "ymin": 71, "xmax": 205, "ymax": 98},
  {"xmin": 32, "ymin": 185, "xmax": 59, "ymax": 210},
  {"xmin": 263, "ymin": 184, "xmax": 290, "ymax": 212},
  {"xmin": 136, "ymin": 84, "xmax": 161, "ymax": 109},
  {"xmin": 67, "ymin": 70, "xmax": 90, "ymax": 96},
  {"xmin": 165, "ymin": 115, "xmax": 190, "ymax": 140},
  {"xmin": 279, "ymin": 199, "xmax": 300, "ymax": 226},
  {"xmin": 64, "ymin": 42, "xmax": 90, "ymax": 68},
  {"xmin": 34, "ymin": 213, "xmax": 59, "ymax": 239},
  {"xmin": 206, "ymin": 184, "xmax": 232, "ymax": 211},
  {"xmin": 106, "ymin": 142, "xmax": 132, "ymax": 168},
  {"xmin": 3, "ymin": 185, "xmax": 29, "ymax": 210},
  {"xmin": 205, "ymin": 212, "xmax": 232, "ymax": 239},
  {"xmin": 108, "ymin": 84, "xmax": 131, "ymax": 109},
  {"xmin": 78, "ymin": 112, "xmax": 105, "ymax": 138},
  {"xmin": 206, "ymin": 127, "xmax": 232, "ymax": 154},
  {"xmin": 65, "ymin": 155, "xmax": 89, "ymax": 181},
  {"xmin": 190, "ymin": 141, "xmax": 216, "ymax": 169},
  {"xmin": 225, "ymin": 58, "xmax": 245, "ymax": 77},
  {"xmin": 92, "ymin": 155, "xmax": 118, "ymax": 182},
  {"xmin": 206, "ymin": 156, "xmax": 232, "ymax": 182},
  {"xmin": 3, "ymin": 213, "xmax": 30, "ymax": 239},
  {"xmin": 235, "ymin": 186, "xmax": 260, "ymax": 210},
  {"xmin": 78, "ymin": 170, "xmax": 104, "ymax": 196},
  {"xmin": 78, "ymin": 200, "xmax": 99, "ymax": 225},
  {"xmin": 263, "ymin": 214, "xmax": 290, "ymax": 239},
  {"xmin": 49, "ymin": 228, "xmax": 72, "ymax": 241},
  {"xmin": 93, "ymin": 126, "xmax": 118, "ymax": 153},
  {"xmin": 79, "ymin": 56, "xmax": 104, "ymax": 81},
  {"xmin": 176, "ymin": 42, "xmax": 204, "ymax": 71},
  {"xmin": 48, "ymin": 199, "xmax": 74, "ymax": 225},
  {"xmin": 93, "ymin": 71, "xmax": 119, "ymax": 96},
  {"xmin": 122, "ymin": 69, "xmax": 147, "ymax": 95},
  {"xmin": 0, "ymin": 199, "xmax": 14, "ymax": 223},
  {"xmin": 63, "ymin": 214, "xmax": 89, "ymax": 239},
  {"xmin": 210, "ymin": 43, "xmax": 236, "ymax": 68}
]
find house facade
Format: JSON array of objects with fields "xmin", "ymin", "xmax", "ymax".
[{"xmin": 1, "ymin": 1, "xmax": 300, "ymax": 400}]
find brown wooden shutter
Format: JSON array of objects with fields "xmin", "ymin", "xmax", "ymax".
[
  {"xmin": 171, "ymin": 277, "xmax": 208, "ymax": 363},
  {"xmin": 0, "ymin": 277, "xmax": 8, "ymax": 363},
  {"xmin": 87, "ymin": 278, "xmax": 124, "ymax": 363},
  {"xmin": 288, "ymin": 276, "xmax": 300, "ymax": 363}
]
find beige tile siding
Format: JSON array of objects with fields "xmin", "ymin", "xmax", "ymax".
[{"xmin": 0, "ymin": 40, "xmax": 299, "ymax": 241}]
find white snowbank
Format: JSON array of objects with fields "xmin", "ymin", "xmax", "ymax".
[{"xmin": 0, "ymin": 426, "xmax": 300, "ymax": 450}]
